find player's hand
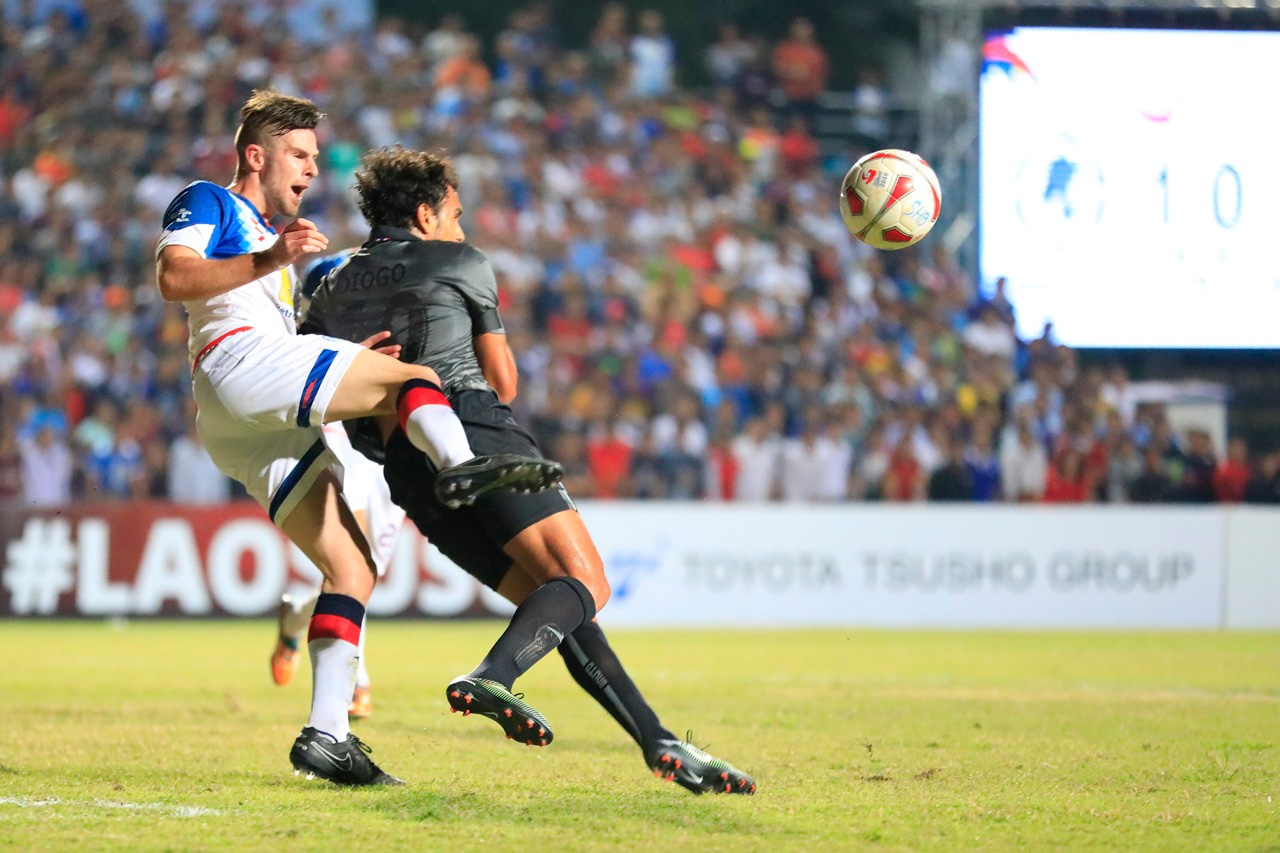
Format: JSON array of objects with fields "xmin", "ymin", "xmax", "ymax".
[
  {"xmin": 267, "ymin": 218, "xmax": 328, "ymax": 268},
  {"xmin": 359, "ymin": 330, "xmax": 401, "ymax": 360}
]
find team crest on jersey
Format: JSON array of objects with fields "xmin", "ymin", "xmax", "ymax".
[{"xmin": 173, "ymin": 208, "xmax": 192, "ymax": 223}]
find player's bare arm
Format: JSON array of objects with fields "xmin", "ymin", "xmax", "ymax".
[
  {"xmin": 156, "ymin": 219, "xmax": 328, "ymax": 302},
  {"xmin": 474, "ymin": 332, "xmax": 517, "ymax": 403}
]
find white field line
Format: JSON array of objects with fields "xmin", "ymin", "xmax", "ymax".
[{"xmin": 0, "ymin": 797, "xmax": 223, "ymax": 817}]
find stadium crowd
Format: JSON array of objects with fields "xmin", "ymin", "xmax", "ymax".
[{"xmin": 1, "ymin": 1, "xmax": 1276, "ymax": 508}]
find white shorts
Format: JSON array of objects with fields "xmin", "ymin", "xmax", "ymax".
[
  {"xmin": 192, "ymin": 329, "xmax": 365, "ymax": 525},
  {"xmin": 321, "ymin": 423, "xmax": 406, "ymax": 577}
]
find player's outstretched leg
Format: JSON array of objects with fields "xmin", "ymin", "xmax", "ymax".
[
  {"xmin": 446, "ymin": 575, "xmax": 597, "ymax": 746},
  {"xmin": 434, "ymin": 453, "xmax": 565, "ymax": 510},
  {"xmin": 558, "ymin": 620, "xmax": 757, "ymax": 795},
  {"xmin": 394, "ymin": 379, "xmax": 563, "ymax": 508},
  {"xmin": 328, "ymin": 356, "xmax": 564, "ymax": 508}
]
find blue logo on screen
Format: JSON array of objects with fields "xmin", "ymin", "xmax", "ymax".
[
  {"xmin": 1014, "ymin": 144, "xmax": 1103, "ymax": 229},
  {"xmin": 1044, "ymin": 156, "xmax": 1078, "ymax": 217},
  {"xmin": 607, "ymin": 541, "xmax": 667, "ymax": 601}
]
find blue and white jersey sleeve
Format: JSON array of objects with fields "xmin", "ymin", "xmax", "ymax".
[
  {"xmin": 156, "ymin": 180, "xmax": 269, "ymax": 260},
  {"xmin": 156, "ymin": 181, "xmax": 229, "ymax": 259},
  {"xmin": 158, "ymin": 180, "xmax": 295, "ymax": 357}
]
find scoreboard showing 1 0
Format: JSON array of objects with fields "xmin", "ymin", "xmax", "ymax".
[
  {"xmin": 981, "ymin": 27, "xmax": 1280, "ymax": 349},
  {"xmin": 1151, "ymin": 161, "xmax": 1243, "ymax": 231}
]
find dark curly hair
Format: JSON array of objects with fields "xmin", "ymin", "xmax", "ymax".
[
  {"xmin": 234, "ymin": 90, "xmax": 324, "ymax": 164},
  {"xmin": 355, "ymin": 146, "xmax": 459, "ymax": 229}
]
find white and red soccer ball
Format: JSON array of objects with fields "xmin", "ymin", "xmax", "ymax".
[{"xmin": 839, "ymin": 149, "xmax": 941, "ymax": 250}]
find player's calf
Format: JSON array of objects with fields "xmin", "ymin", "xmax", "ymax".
[{"xmin": 444, "ymin": 576, "xmax": 594, "ymax": 746}]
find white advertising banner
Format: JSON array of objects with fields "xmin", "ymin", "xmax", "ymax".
[
  {"xmin": 2, "ymin": 501, "xmax": 1252, "ymax": 628},
  {"xmin": 1224, "ymin": 508, "xmax": 1280, "ymax": 629},
  {"xmin": 581, "ymin": 503, "xmax": 1227, "ymax": 629}
]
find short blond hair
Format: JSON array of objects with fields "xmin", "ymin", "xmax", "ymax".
[{"xmin": 234, "ymin": 90, "xmax": 324, "ymax": 165}]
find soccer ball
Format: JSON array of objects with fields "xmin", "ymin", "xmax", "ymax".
[{"xmin": 839, "ymin": 149, "xmax": 941, "ymax": 250}]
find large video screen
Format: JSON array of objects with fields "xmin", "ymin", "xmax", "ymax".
[{"xmin": 980, "ymin": 27, "xmax": 1280, "ymax": 348}]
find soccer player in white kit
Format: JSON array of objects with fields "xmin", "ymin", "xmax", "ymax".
[{"xmin": 155, "ymin": 91, "xmax": 561, "ymax": 786}]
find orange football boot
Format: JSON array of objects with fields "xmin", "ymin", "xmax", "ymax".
[
  {"xmin": 271, "ymin": 636, "xmax": 301, "ymax": 686},
  {"xmin": 271, "ymin": 598, "xmax": 302, "ymax": 686},
  {"xmin": 349, "ymin": 686, "xmax": 372, "ymax": 720}
]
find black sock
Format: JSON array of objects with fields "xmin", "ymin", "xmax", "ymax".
[
  {"xmin": 557, "ymin": 620, "xmax": 674, "ymax": 750},
  {"xmin": 471, "ymin": 576, "xmax": 596, "ymax": 690}
]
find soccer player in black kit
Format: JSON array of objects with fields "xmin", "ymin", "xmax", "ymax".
[{"xmin": 303, "ymin": 146, "xmax": 755, "ymax": 795}]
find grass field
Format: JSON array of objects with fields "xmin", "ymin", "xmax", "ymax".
[{"xmin": 2, "ymin": 622, "xmax": 1278, "ymax": 850}]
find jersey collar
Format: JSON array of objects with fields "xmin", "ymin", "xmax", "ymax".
[
  {"xmin": 226, "ymin": 186, "xmax": 278, "ymax": 233},
  {"xmin": 368, "ymin": 225, "xmax": 419, "ymax": 244}
]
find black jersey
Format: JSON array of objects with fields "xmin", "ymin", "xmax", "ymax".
[
  {"xmin": 300, "ymin": 226, "xmax": 506, "ymax": 462},
  {"xmin": 301, "ymin": 226, "xmax": 505, "ymax": 393}
]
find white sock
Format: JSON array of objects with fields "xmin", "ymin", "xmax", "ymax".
[
  {"xmin": 356, "ymin": 616, "xmax": 370, "ymax": 689},
  {"xmin": 307, "ymin": 637, "xmax": 358, "ymax": 741},
  {"xmin": 305, "ymin": 593, "xmax": 363, "ymax": 741},
  {"xmin": 397, "ymin": 381, "xmax": 474, "ymax": 469}
]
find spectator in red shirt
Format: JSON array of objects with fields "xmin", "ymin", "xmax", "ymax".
[
  {"xmin": 883, "ymin": 437, "xmax": 925, "ymax": 502},
  {"xmin": 0, "ymin": 86, "xmax": 30, "ymax": 147},
  {"xmin": 778, "ymin": 116, "xmax": 819, "ymax": 178},
  {"xmin": 435, "ymin": 34, "xmax": 491, "ymax": 99},
  {"xmin": 705, "ymin": 430, "xmax": 740, "ymax": 501},
  {"xmin": 586, "ymin": 421, "xmax": 633, "ymax": 499},
  {"xmin": 1043, "ymin": 448, "xmax": 1090, "ymax": 503},
  {"xmin": 771, "ymin": 18, "xmax": 828, "ymax": 117},
  {"xmin": 1213, "ymin": 437, "xmax": 1251, "ymax": 503}
]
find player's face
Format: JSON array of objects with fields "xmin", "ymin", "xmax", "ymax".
[
  {"xmin": 426, "ymin": 187, "xmax": 465, "ymax": 243},
  {"xmin": 260, "ymin": 128, "xmax": 319, "ymax": 218}
]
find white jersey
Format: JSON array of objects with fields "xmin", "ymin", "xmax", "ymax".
[{"xmin": 156, "ymin": 180, "xmax": 298, "ymax": 363}]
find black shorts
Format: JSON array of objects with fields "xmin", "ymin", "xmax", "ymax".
[{"xmin": 382, "ymin": 388, "xmax": 575, "ymax": 591}]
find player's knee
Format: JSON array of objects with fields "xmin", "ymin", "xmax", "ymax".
[
  {"xmin": 588, "ymin": 574, "xmax": 611, "ymax": 613},
  {"xmin": 554, "ymin": 573, "xmax": 606, "ymax": 621},
  {"xmin": 406, "ymin": 364, "xmax": 441, "ymax": 388},
  {"xmin": 318, "ymin": 550, "xmax": 376, "ymax": 602},
  {"xmin": 576, "ymin": 558, "xmax": 610, "ymax": 613}
]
